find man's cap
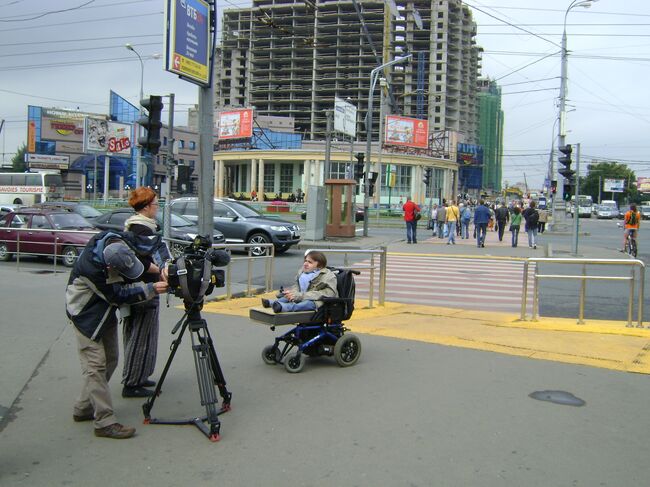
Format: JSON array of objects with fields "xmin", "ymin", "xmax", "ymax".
[{"xmin": 103, "ymin": 242, "xmax": 144, "ymax": 279}]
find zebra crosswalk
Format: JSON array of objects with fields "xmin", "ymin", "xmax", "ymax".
[{"xmin": 354, "ymin": 255, "xmax": 536, "ymax": 313}]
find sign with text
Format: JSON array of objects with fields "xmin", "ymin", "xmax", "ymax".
[
  {"xmin": 384, "ymin": 115, "xmax": 428, "ymax": 149},
  {"xmin": 165, "ymin": 0, "xmax": 211, "ymax": 86},
  {"xmin": 217, "ymin": 109, "xmax": 253, "ymax": 140},
  {"xmin": 637, "ymin": 177, "xmax": 650, "ymax": 193},
  {"xmin": 334, "ymin": 97, "xmax": 357, "ymax": 138},
  {"xmin": 83, "ymin": 118, "xmax": 133, "ymax": 155},
  {"xmin": 25, "ymin": 153, "xmax": 70, "ymax": 170},
  {"xmin": 603, "ymin": 178, "xmax": 625, "ymax": 193}
]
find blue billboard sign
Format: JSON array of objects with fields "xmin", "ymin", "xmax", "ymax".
[{"xmin": 165, "ymin": 0, "xmax": 212, "ymax": 86}]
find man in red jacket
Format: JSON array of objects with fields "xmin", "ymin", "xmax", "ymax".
[{"xmin": 403, "ymin": 196, "xmax": 421, "ymax": 244}]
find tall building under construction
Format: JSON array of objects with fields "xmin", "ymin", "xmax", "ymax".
[{"xmin": 217, "ymin": 0, "xmax": 482, "ymax": 144}]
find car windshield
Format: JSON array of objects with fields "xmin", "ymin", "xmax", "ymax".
[
  {"xmin": 50, "ymin": 213, "xmax": 92, "ymax": 229},
  {"xmin": 76, "ymin": 205, "xmax": 103, "ymax": 218},
  {"xmin": 224, "ymin": 201, "xmax": 261, "ymax": 218},
  {"xmin": 156, "ymin": 210, "xmax": 194, "ymax": 228},
  {"xmin": 601, "ymin": 203, "xmax": 617, "ymax": 209}
]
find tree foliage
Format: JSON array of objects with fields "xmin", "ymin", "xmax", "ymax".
[
  {"xmin": 581, "ymin": 161, "xmax": 641, "ymax": 205},
  {"xmin": 11, "ymin": 143, "xmax": 26, "ymax": 172}
]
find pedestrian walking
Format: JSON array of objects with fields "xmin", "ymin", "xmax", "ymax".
[
  {"xmin": 494, "ymin": 202, "xmax": 510, "ymax": 242},
  {"xmin": 510, "ymin": 207, "xmax": 522, "ymax": 247},
  {"xmin": 445, "ymin": 200, "xmax": 460, "ymax": 245},
  {"xmin": 403, "ymin": 196, "xmax": 421, "ymax": 244},
  {"xmin": 460, "ymin": 203, "xmax": 472, "ymax": 239},
  {"xmin": 473, "ymin": 200, "xmax": 491, "ymax": 248},
  {"xmin": 522, "ymin": 201, "xmax": 540, "ymax": 249},
  {"xmin": 436, "ymin": 203, "xmax": 447, "ymax": 239},
  {"xmin": 537, "ymin": 208, "xmax": 548, "ymax": 233}
]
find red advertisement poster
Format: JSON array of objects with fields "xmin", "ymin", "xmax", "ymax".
[
  {"xmin": 218, "ymin": 109, "xmax": 253, "ymax": 140},
  {"xmin": 384, "ymin": 115, "xmax": 429, "ymax": 149}
]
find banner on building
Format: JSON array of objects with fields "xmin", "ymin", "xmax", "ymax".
[
  {"xmin": 25, "ymin": 153, "xmax": 70, "ymax": 170},
  {"xmin": 637, "ymin": 177, "xmax": 650, "ymax": 193},
  {"xmin": 603, "ymin": 178, "xmax": 625, "ymax": 193},
  {"xmin": 334, "ymin": 97, "xmax": 357, "ymax": 138},
  {"xmin": 457, "ymin": 143, "xmax": 484, "ymax": 166},
  {"xmin": 217, "ymin": 109, "xmax": 253, "ymax": 140},
  {"xmin": 83, "ymin": 117, "xmax": 133, "ymax": 155},
  {"xmin": 384, "ymin": 115, "xmax": 428, "ymax": 149}
]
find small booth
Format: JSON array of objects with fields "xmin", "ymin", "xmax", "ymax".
[{"xmin": 325, "ymin": 179, "xmax": 357, "ymax": 238}]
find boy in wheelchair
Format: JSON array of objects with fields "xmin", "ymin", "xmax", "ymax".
[{"xmin": 261, "ymin": 251, "xmax": 338, "ymax": 313}]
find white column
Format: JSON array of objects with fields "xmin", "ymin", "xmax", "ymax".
[
  {"xmin": 314, "ymin": 159, "xmax": 321, "ymax": 186},
  {"xmin": 251, "ymin": 159, "xmax": 257, "ymax": 193},
  {"xmin": 258, "ymin": 159, "xmax": 265, "ymax": 197},
  {"xmin": 303, "ymin": 159, "xmax": 312, "ymax": 200}
]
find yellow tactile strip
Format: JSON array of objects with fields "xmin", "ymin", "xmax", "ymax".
[{"xmin": 201, "ymin": 294, "xmax": 650, "ymax": 374}]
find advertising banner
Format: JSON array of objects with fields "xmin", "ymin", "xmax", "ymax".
[
  {"xmin": 84, "ymin": 118, "xmax": 133, "ymax": 155},
  {"xmin": 334, "ymin": 97, "xmax": 357, "ymax": 138},
  {"xmin": 603, "ymin": 178, "xmax": 625, "ymax": 193},
  {"xmin": 457, "ymin": 143, "xmax": 484, "ymax": 166},
  {"xmin": 217, "ymin": 109, "xmax": 253, "ymax": 140},
  {"xmin": 25, "ymin": 153, "xmax": 70, "ymax": 170},
  {"xmin": 637, "ymin": 177, "xmax": 650, "ymax": 193},
  {"xmin": 165, "ymin": 0, "xmax": 211, "ymax": 86},
  {"xmin": 384, "ymin": 115, "xmax": 428, "ymax": 149}
]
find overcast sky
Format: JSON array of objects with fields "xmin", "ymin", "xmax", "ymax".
[{"xmin": 1, "ymin": 0, "xmax": 649, "ymax": 189}]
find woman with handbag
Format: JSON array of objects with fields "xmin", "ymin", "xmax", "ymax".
[{"xmin": 510, "ymin": 207, "xmax": 523, "ymax": 247}]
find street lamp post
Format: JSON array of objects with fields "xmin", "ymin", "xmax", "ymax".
[
  {"xmin": 364, "ymin": 54, "xmax": 412, "ymax": 236},
  {"xmin": 557, "ymin": 0, "xmax": 597, "ymax": 200}
]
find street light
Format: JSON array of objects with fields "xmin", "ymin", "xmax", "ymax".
[
  {"xmin": 363, "ymin": 54, "xmax": 413, "ymax": 236},
  {"xmin": 557, "ymin": 0, "xmax": 597, "ymax": 200},
  {"xmin": 125, "ymin": 43, "xmax": 160, "ymax": 188}
]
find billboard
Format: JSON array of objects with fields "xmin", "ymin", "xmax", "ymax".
[
  {"xmin": 165, "ymin": 0, "xmax": 211, "ymax": 86},
  {"xmin": 334, "ymin": 97, "xmax": 357, "ymax": 138},
  {"xmin": 83, "ymin": 118, "xmax": 133, "ymax": 155},
  {"xmin": 637, "ymin": 177, "xmax": 650, "ymax": 193},
  {"xmin": 603, "ymin": 178, "xmax": 625, "ymax": 193},
  {"xmin": 217, "ymin": 109, "xmax": 253, "ymax": 140},
  {"xmin": 384, "ymin": 115, "xmax": 428, "ymax": 149},
  {"xmin": 457, "ymin": 143, "xmax": 484, "ymax": 166}
]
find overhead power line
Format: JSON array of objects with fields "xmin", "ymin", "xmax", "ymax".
[{"xmin": 0, "ymin": 0, "xmax": 96, "ymax": 22}]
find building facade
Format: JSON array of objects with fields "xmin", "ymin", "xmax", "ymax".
[{"xmin": 477, "ymin": 78, "xmax": 504, "ymax": 192}]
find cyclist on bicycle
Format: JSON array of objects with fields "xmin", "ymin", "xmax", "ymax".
[{"xmin": 621, "ymin": 203, "xmax": 641, "ymax": 252}]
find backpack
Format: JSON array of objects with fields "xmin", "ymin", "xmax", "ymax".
[
  {"xmin": 527, "ymin": 210, "xmax": 539, "ymax": 226},
  {"xmin": 461, "ymin": 207, "xmax": 471, "ymax": 222},
  {"xmin": 414, "ymin": 209, "xmax": 422, "ymax": 221},
  {"xmin": 628, "ymin": 211, "xmax": 638, "ymax": 226}
]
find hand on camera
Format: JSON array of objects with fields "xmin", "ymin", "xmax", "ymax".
[
  {"xmin": 153, "ymin": 281, "xmax": 169, "ymax": 294},
  {"xmin": 160, "ymin": 265, "xmax": 169, "ymax": 282}
]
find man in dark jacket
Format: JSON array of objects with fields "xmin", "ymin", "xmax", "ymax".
[
  {"xmin": 522, "ymin": 201, "xmax": 540, "ymax": 249},
  {"xmin": 66, "ymin": 231, "xmax": 168, "ymax": 439},
  {"xmin": 494, "ymin": 203, "xmax": 510, "ymax": 242},
  {"xmin": 473, "ymin": 200, "xmax": 492, "ymax": 248}
]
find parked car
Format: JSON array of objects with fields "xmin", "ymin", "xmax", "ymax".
[
  {"xmin": 0, "ymin": 204, "xmax": 22, "ymax": 218},
  {"xmin": 618, "ymin": 205, "xmax": 630, "ymax": 219},
  {"xmin": 0, "ymin": 208, "xmax": 95, "ymax": 266},
  {"xmin": 169, "ymin": 197, "xmax": 301, "ymax": 256},
  {"xmin": 595, "ymin": 202, "xmax": 619, "ymax": 219},
  {"xmin": 300, "ymin": 206, "xmax": 365, "ymax": 223},
  {"xmin": 33, "ymin": 201, "xmax": 104, "ymax": 224},
  {"xmin": 639, "ymin": 205, "xmax": 650, "ymax": 220},
  {"xmin": 92, "ymin": 208, "xmax": 226, "ymax": 257}
]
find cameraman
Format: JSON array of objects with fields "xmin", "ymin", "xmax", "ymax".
[{"xmin": 65, "ymin": 232, "xmax": 168, "ymax": 439}]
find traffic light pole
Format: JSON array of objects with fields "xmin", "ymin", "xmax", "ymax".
[
  {"xmin": 163, "ymin": 93, "xmax": 174, "ymax": 241},
  {"xmin": 572, "ymin": 143, "xmax": 581, "ymax": 256},
  {"xmin": 197, "ymin": 84, "xmax": 215, "ymax": 240}
]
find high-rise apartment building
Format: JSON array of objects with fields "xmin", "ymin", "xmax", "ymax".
[
  {"xmin": 477, "ymin": 78, "xmax": 504, "ymax": 191},
  {"xmin": 217, "ymin": 0, "xmax": 482, "ymax": 143}
]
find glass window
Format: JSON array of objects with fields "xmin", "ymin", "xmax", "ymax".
[
  {"xmin": 279, "ymin": 164, "xmax": 293, "ymax": 193},
  {"xmin": 214, "ymin": 202, "xmax": 237, "ymax": 218},
  {"xmin": 179, "ymin": 140, "xmax": 185, "ymax": 149},
  {"xmin": 263, "ymin": 163, "xmax": 275, "ymax": 192},
  {"xmin": 183, "ymin": 201, "xmax": 198, "ymax": 215},
  {"xmin": 31, "ymin": 215, "xmax": 52, "ymax": 229},
  {"xmin": 25, "ymin": 174, "xmax": 41, "ymax": 185},
  {"xmin": 108, "ymin": 213, "xmax": 130, "ymax": 226},
  {"xmin": 49, "ymin": 213, "xmax": 91, "ymax": 229},
  {"xmin": 330, "ymin": 162, "xmax": 350, "ymax": 180},
  {"xmin": 189, "ymin": 141, "xmax": 196, "ymax": 150},
  {"xmin": 10, "ymin": 215, "xmax": 28, "ymax": 228}
]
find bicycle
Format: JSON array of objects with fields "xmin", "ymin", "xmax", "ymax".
[{"xmin": 624, "ymin": 228, "xmax": 637, "ymax": 258}]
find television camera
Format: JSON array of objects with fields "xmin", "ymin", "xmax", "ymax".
[{"xmin": 143, "ymin": 234, "xmax": 232, "ymax": 442}]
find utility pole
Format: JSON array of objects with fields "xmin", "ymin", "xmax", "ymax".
[
  {"xmin": 572, "ymin": 143, "xmax": 581, "ymax": 256},
  {"xmin": 324, "ymin": 110, "xmax": 332, "ymax": 182},
  {"xmin": 197, "ymin": 85, "xmax": 215, "ymax": 239}
]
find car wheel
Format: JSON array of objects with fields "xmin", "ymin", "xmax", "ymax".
[
  {"xmin": 61, "ymin": 246, "xmax": 78, "ymax": 267},
  {"xmin": 247, "ymin": 232, "xmax": 271, "ymax": 256},
  {"xmin": 0, "ymin": 242, "xmax": 12, "ymax": 261}
]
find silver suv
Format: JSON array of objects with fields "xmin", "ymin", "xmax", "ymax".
[{"xmin": 168, "ymin": 197, "xmax": 300, "ymax": 256}]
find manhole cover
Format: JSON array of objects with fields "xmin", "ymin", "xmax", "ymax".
[{"xmin": 529, "ymin": 390, "xmax": 585, "ymax": 407}]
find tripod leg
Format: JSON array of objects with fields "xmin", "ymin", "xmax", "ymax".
[
  {"xmin": 190, "ymin": 321, "xmax": 224, "ymax": 441},
  {"xmin": 202, "ymin": 325, "xmax": 232, "ymax": 408},
  {"xmin": 142, "ymin": 319, "xmax": 188, "ymax": 421}
]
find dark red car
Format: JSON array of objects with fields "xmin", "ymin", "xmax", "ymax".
[{"xmin": 0, "ymin": 208, "xmax": 96, "ymax": 267}]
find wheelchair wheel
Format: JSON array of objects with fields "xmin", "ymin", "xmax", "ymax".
[
  {"xmin": 284, "ymin": 351, "xmax": 305, "ymax": 373},
  {"xmin": 334, "ymin": 334, "xmax": 361, "ymax": 367},
  {"xmin": 261, "ymin": 345, "xmax": 277, "ymax": 365}
]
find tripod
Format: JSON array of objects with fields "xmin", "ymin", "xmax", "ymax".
[{"xmin": 142, "ymin": 300, "xmax": 232, "ymax": 442}]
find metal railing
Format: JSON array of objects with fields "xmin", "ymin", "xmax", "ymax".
[
  {"xmin": 304, "ymin": 247, "xmax": 387, "ymax": 307},
  {"xmin": 520, "ymin": 257, "xmax": 646, "ymax": 327}
]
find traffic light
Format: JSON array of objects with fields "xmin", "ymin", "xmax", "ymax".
[
  {"xmin": 558, "ymin": 144, "xmax": 574, "ymax": 180},
  {"xmin": 367, "ymin": 171, "xmax": 379, "ymax": 197},
  {"xmin": 423, "ymin": 167, "xmax": 432, "ymax": 186},
  {"xmin": 354, "ymin": 152, "xmax": 365, "ymax": 180},
  {"xmin": 563, "ymin": 183, "xmax": 573, "ymax": 201},
  {"xmin": 550, "ymin": 180, "xmax": 557, "ymax": 194},
  {"xmin": 138, "ymin": 95, "xmax": 164, "ymax": 155}
]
